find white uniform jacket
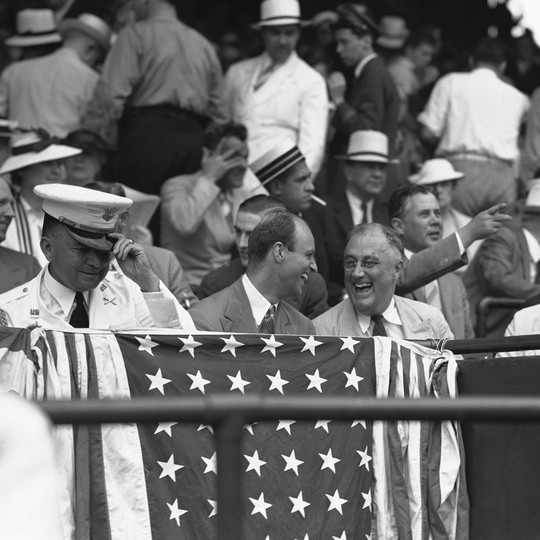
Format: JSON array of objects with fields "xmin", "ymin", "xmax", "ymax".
[
  {"xmin": 0, "ymin": 266, "xmax": 196, "ymax": 331},
  {"xmin": 223, "ymin": 52, "xmax": 329, "ymax": 176}
]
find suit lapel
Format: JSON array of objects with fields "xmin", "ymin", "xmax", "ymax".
[
  {"xmin": 221, "ymin": 279, "xmax": 258, "ymax": 333},
  {"xmin": 395, "ymin": 296, "xmax": 430, "ymax": 338},
  {"xmin": 334, "ymin": 191, "xmax": 354, "ymax": 237},
  {"xmin": 518, "ymin": 229, "xmax": 533, "ymax": 282},
  {"xmin": 276, "ymin": 304, "xmax": 297, "ymax": 334}
]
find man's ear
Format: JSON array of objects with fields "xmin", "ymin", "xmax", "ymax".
[
  {"xmin": 40, "ymin": 237, "xmax": 54, "ymax": 263},
  {"xmin": 394, "ymin": 258, "xmax": 404, "ymax": 280},
  {"xmin": 390, "ymin": 217, "xmax": 404, "ymax": 236},
  {"xmin": 272, "ymin": 242, "xmax": 285, "ymax": 263}
]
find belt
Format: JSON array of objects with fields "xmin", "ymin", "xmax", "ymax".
[
  {"xmin": 441, "ymin": 151, "xmax": 513, "ymax": 166},
  {"xmin": 123, "ymin": 104, "xmax": 207, "ymax": 124}
]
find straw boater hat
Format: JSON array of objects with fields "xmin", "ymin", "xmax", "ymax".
[
  {"xmin": 58, "ymin": 13, "xmax": 113, "ymax": 53},
  {"xmin": 336, "ymin": 130, "xmax": 391, "ymax": 163},
  {"xmin": 252, "ymin": 0, "xmax": 309, "ymax": 28},
  {"xmin": 5, "ymin": 9, "xmax": 62, "ymax": 48},
  {"xmin": 250, "ymin": 140, "xmax": 306, "ymax": 185},
  {"xmin": 0, "ymin": 120, "xmax": 19, "ymax": 139},
  {"xmin": 34, "ymin": 183, "xmax": 132, "ymax": 251},
  {"xmin": 0, "ymin": 131, "xmax": 81, "ymax": 175},
  {"xmin": 409, "ymin": 159, "xmax": 464, "ymax": 185},
  {"xmin": 376, "ymin": 15, "xmax": 409, "ymax": 49}
]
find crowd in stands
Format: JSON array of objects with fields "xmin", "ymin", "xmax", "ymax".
[{"xmin": 0, "ymin": 0, "xmax": 539, "ymax": 350}]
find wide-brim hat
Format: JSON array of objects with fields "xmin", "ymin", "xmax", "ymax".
[
  {"xmin": 524, "ymin": 178, "xmax": 540, "ymax": 214},
  {"xmin": 58, "ymin": 13, "xmax": 113, "ymax": 53},
  {"xmin": 252, "ymin": 0, "xmax": 309, "ymax": 28},
  {"xmin": 5, "ymin": 9, "xmax": 62, "ymax": 48},
  {"xmin": 0, "ymin": 131, "xmax": 81, "ymax": 175},
  {"xmin": 376, "ymin": 15, "xmax": 409, "ymax": 49},
  {"xmin": 0, "ymin": 120, "xmax": 19, "ymax": 139},
  {"xmin": 409, "ymin": 158, "xmax": 464, "ymax": 185},
  {"xmin": 336, "ymin": 130, "xmax": 392, "ymax": 164},
  {"xmin": 35, "ymin": 183, "xmax": 132, "ymax": 250},
  {"xmin": 250, "ymin": 140, "xmax": 306, "ymax": 185},
  {"xmin": 62, "ymin": 129, "xmax": 114, "ymax": 155}
]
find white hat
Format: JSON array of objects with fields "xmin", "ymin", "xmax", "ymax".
[
  {"xmin": 409, "ymin": 159, "xmax": 464, "ymax": 185},
  {"xmin": 5, "ymin": 9, "xmax": 62, "ymax": 48},
  {"xmin": 376, "ymin": 15, "xmax": 409, "ymax": 49},
  {"xmin": 58, "ymin": 13, "xmax": 113, "ymax": 52},
  {"xmin": 0, "ymin": 131, "xmax": 81, "ymax": 175},
  {"xmin": 35, "ymin": 184, "xmax": 132, "ymax": 250},
  {"xmin": 250, "ymin": 140, "xmax": 306, "ymax": 185},
  {"xmin": 525, "ymin": 179, "xmax": 540, "ymax": 213},
  {"xmin": 253, "ymin": 0, "xmax": 308, "ymax": 28},
  {"xmin": 336, "ymin": 130, "xmax": 391, "ymax": 163}
]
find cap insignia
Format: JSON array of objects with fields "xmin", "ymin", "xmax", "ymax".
[{"xmin": 103, "ymin": 207, "xmax": 118, "ymax": 221}]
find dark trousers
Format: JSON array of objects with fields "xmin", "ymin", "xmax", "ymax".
[{"xmin": 113, "ymin": 106, "xmax": 206, "ymax": 244}]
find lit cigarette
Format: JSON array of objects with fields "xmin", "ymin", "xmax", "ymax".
[{"xmin": 311, "ymin": 194, "xmax": 327, "ymax": 207}]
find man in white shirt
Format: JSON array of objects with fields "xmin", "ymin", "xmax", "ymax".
[
  {"xmin": 190, "ymin": 211, "xmax": 316, "ymax": 334},
  {"xmin": 419, "ymin": 37, "xmax": 529, "ymax": 217},
  {"xmin": 314, "ymin": 222, "xmax": 453, "ymax": 339},
  {"xmin": 0, "ymin": 183, "xmax": 196, "ymax": 331},
  {"xmin": 389, "ymin": 185, "xmax": 474, "ymax": 339},
  {"xmin": 0, "ymin": 13, "xmax": 112, "ymax": 137},
  {"xmin": 223, "ymin": 0, "xmax": 329, "ymax": 177}
]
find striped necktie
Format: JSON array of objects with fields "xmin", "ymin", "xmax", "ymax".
[
  {"xmin": 259, "ymin": 305, "xmax": 276, "ymax": 334},
  {"xmin": 371, "ymin": 314, "xmax": 387, "ymax": 336}
]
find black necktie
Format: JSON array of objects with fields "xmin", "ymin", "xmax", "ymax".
[
  {"xmin": 371, "ymin": 314, "xmax": 387, "ymax": 336},
  {"xmin": 259, "ymin": 305, "xmax": 276, "ymax": 334},
  {"xmin": 69, "ymin": 292, "xmax": 89, "ymax": 328},
  {"xmin": 361, "ymin": 201, "xmax": 369, "ymax": 224}
]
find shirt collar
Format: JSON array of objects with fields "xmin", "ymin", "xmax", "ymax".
[
  {"xmin": 354, "ymin": 52, "xmax": 377, "ymax": 78},
  {"xmin": 44, "ymin": 266, "xmax": 88, "ymax": 318},
  {"xmin": 356, "ymin": 296, "xmax": 402, "ymax": 333},
  {"xmin": 524, "ymin": 228, "xmax": 540, "ymax": 263},
  {"xmin": 242, "ymin": 273, "xmax": 276, "ymax": 326}
]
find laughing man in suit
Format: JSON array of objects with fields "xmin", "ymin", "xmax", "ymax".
[
  {"xmin": 314, "ymin": 223, "xmax": 453, "ymax": 339},
  {"xmin": 190, "ymin": 211, "xmax": 316, "ymax": 334}
]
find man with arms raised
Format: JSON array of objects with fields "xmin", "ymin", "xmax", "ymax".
[
  {"xmin": 190, "ymin": 212, "xmax": 316, "ymax": 334},
  {"xmin": 0, "ymin": 184, "xmax": 195, "ymax": 331},
  {"xmin": 314, "ymin": 223, "xmax": 453, "ymax": 339},
  {"xmin": 389, "ymin": 185, "xmax": 474, "ymax": 339},
  {"xmin": 198, "ymin": 194, "xmax": 328, "ymax": 318}
]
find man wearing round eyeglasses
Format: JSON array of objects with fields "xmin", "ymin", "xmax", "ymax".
[{"xmin": 314, "ymin": 222, "xmax": 453, "ymax": 339}]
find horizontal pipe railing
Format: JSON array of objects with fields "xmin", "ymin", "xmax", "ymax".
[
  {"xmin": 40, "ymin": 395, "xmax": 540, "ymax": 424},
  {"xmin": 411, "ymin": 334, "xmax": 540, "ymax": 354}
]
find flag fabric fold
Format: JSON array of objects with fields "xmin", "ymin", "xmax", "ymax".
[{"xmin": 0, "ymin": 328, "xmax": 468, "ymax": 540}]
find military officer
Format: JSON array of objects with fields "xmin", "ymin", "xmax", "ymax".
[{"xmin": 0, "ymin": 184, "xmax": 196, "ymax": 331}]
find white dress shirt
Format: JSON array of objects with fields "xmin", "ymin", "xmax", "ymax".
[
  {"xmin": 523, "ymin": 228, "xmax": 540, "ymax": 283},
  {"xmin": 346, "ymin": 189, "xmax": 374, "ymax": 224},
  {"xmin": 241, "ymin": 273, "xmax": 277, "ymax": 327},
  {"xmin": 418, "ymin": 67, "xmax": 529, "ymax": 160},
  {"xmin": 355, "ymin": 297, "xmax": 405, "ymax": 339}
]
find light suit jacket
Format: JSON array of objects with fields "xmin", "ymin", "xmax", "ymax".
[
  {"xmin": 313, "ymin": 294, "xmax": 454, "ymax": 339},
  {"xmin": 190, "ymin": 277, "xmax": 315, "ymax": 334},
  {"xmin": 0, "ymin": 267, "xmax": 196, "ymax": 331},
  {"xmin": 223, "ymin": 51, "xmax": 329, "ymax": 175}
]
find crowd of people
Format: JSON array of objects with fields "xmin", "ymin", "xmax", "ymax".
[{"xmin": 0, "ymin": 0, "xmax": 539, "ymax": 349}]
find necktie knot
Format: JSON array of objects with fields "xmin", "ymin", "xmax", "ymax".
[
  {"xmin": 371, "ymin": 314, "xmax": 387, "ymax": 336},
  {"xmin": 70, "ymin": 291, "xmax": 89, "ymax": 328},
  {"xmin": 259, "ymin": 305, "xmax": 276, "ymax": 334}
]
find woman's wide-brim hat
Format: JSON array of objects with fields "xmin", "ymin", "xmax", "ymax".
[
  {"xmin": 409, "ymin": 158, "xmax": 464, "ymax": 185},
  {"xmin": 336, "ymin": 130, "xmax": 394, "ymax": 164},
  {"xmin": 5, "ymin": 9, "xmax": 62, "ymax": 48},
  {"xmin": 252, "ymin": 0, "xmax": 309, "ymax": 29},
  {"xmin": 0, "ymin": 131, "xmax": 81, "ymax": 175}
]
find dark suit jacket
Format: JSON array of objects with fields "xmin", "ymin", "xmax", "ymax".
[
  {"xmin": 463, "ymin": 224, "xmax": 540, "ymax": 337},
  {"xmin": 0, "ymin": 246, "xmax": 40, "ymax": 294},
  {"xmin": 190, "ymin": 277, "xmax": 316, "ymax": 334},
  {"xmin": 198, "ymin": 258, "xmax": 328, "ymax": 319},
  {"xmin": 333, "ymin": 55, "xmax": 400, "ymax": 155}
]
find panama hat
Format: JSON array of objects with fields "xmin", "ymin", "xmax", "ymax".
[
  {"xmin": 250, "ymin": 140, "xmax": 306, "ymax": 185},
  {"xmin": 376, "ymin": 16, "xmax": 409, "ymax": 49},
  {"xmin": 336, "ymin": 130, "xmax": 391, "ymax": 163},
  {"xmin": 252, "ymin": 0, "xmax": 308, "ymax": 28},
  {"xmin": 58, "ymin": 13, "xmax": 113, "ymax": 53},
  {"xmin": 409, "ymin": 159, "xmax": 464, "ymax": 185},
  {"xmin": 0, "ymin": 131, "xmax": 81, "ymax": 175},
  {"xmin": 5, "ymin": 9, "xmax": 62, "ymax": 48},
  {"xmin": 35, "ymin": 184, "xmax": 132, "ymax": 251}
]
